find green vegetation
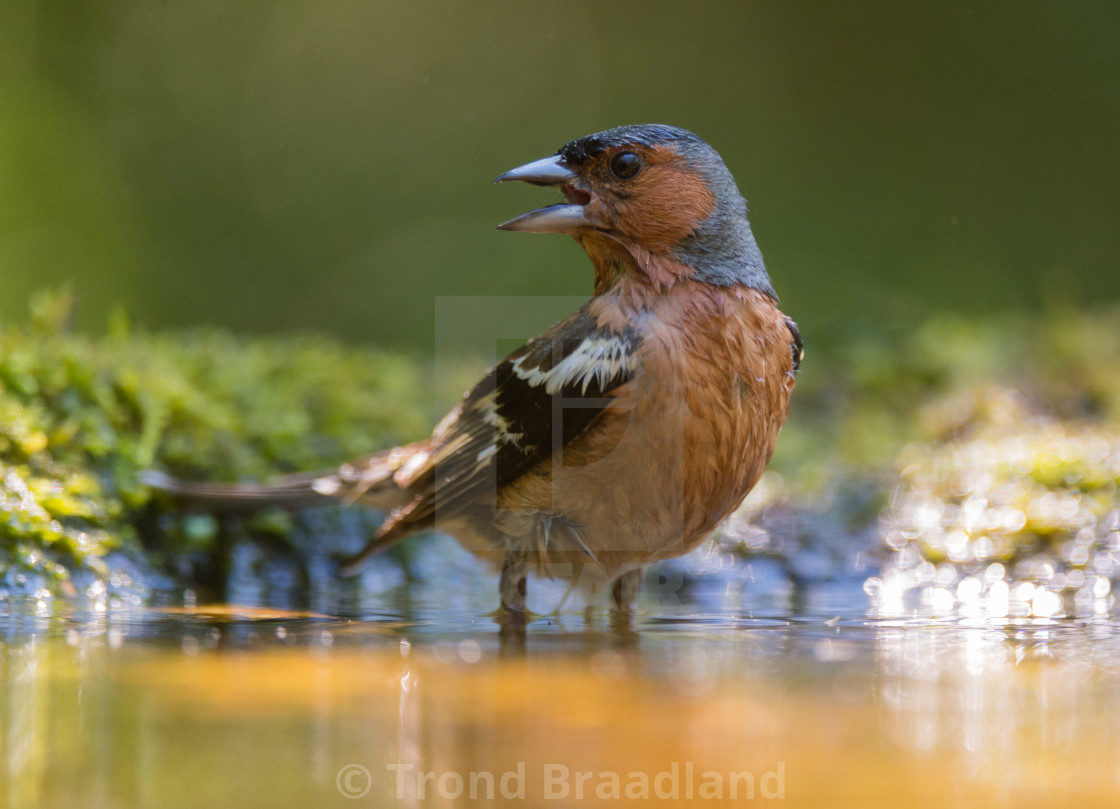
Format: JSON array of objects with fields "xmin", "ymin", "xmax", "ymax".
[
  {"xmin": 0, "ymin": 289, "xmax": 428, "ymax": 597},
  {"xmin": 778, "ymin": 307, "xmax": 1120, "ymax": 476}
]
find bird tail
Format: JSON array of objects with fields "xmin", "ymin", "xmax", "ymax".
[
  {"xmin": 140, "ymin": 469, "xmax": 344, "ymax": 512},
  {"xmin": 142, "ymin": 447, "xmax": 412, "ymax": 514}
]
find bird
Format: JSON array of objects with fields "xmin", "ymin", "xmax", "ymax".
[{"xmin": 148, "ymin": 124, "xmax": 802, "ymax": 616}]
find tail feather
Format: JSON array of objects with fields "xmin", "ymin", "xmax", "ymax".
[
  {"xmin": 140, "ymin": 469, "xmax": 342, "ymax": 512},
  {"xmin": 142, "ymin": 447, "xmax": 412, "ymax": 514},
  {"xmin": 144, "ymin": 446, "xmax": 429, "ymax": 574},
  {"xmin": 335, "ymin": 521, "xmax": 413, "ymax": 576}
]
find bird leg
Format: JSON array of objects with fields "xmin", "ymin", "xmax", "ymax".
[
  {"xmin": 499, "ymin": 551, "xmax": 530, "ymax": 617},
  {"xmin": 611, "ymin": 568, "xmax": 643, "ymax": 611}
]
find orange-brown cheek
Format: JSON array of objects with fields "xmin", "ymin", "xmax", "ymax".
[{"xmin": 615, "ymin": 167, "xmax": 716, "ymax": 251}]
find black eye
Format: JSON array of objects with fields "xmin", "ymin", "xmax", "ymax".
[{"xmin": 609, "ymin": 151, "xmax": 642, "ymax": 180}]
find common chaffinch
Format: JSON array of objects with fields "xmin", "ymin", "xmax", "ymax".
[{"xmin": 153, "ymin": 125, "xmax": 802, "ymax": 616}]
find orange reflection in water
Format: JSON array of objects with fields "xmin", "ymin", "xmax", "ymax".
[{"xmin": 2, "ymin": 610, "xmax": 1120, "ymax": 808}]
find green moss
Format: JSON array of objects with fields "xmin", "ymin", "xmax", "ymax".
[
  {"xmin": 0, "ymin": 289, "xmax": 429, "ymax": 597},
  {"xmin": 775, "ymin": 305, "xmax": 1120, "ymax": 480}
]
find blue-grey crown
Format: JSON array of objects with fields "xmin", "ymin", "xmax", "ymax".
[{"xmin": 558, "ymin": 124, "xmax": 703, "ymax": 164}]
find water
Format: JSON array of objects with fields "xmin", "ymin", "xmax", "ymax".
[{"xmin": 3, "ymin": 578, "xmax": 1119, "ymax": 808}]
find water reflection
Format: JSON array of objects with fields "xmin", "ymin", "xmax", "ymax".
[{"xmin": 2, "ymin": 596, "xmax": 1120, "ymax": 807}]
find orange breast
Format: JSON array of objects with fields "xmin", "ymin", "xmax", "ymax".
[
  {"xmin": 642, "ymin": 283, "xmax": 796, "ymax": 539},
  {"xmin": 498, "ymin": 281, "xmax": 797, "ymax": 574}
]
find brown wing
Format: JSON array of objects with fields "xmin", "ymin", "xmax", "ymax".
[{"xmin": 338, "ymin": 304, "xmax": 639, "ymax": 570}]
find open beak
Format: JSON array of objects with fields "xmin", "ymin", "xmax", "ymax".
[{"xmin": 494, "ymin": 154, "xmax": 594, "ymax": 234}]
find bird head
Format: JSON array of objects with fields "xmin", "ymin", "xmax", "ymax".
[{"xmin": 496, "ymin": 124, "xmax": 774, "ymax": 297}]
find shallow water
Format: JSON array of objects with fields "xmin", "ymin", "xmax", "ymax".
[{"xmin": 3, "ymin": 578, "xmax": 1119, "ymax": 809}]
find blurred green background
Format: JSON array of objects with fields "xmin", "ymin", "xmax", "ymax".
[{"xmin": 1, "ymin": 0, "xmax": 1117, "ymax": 350}]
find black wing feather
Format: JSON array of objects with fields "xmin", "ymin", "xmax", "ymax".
[{"xmin": 389, "ymin": 305, "xmax": 638, "ymax": 531}]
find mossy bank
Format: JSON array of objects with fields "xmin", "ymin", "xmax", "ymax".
[{"xmin": 0, "ymin": 290, "xmax": 428, "ymax": 602}]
